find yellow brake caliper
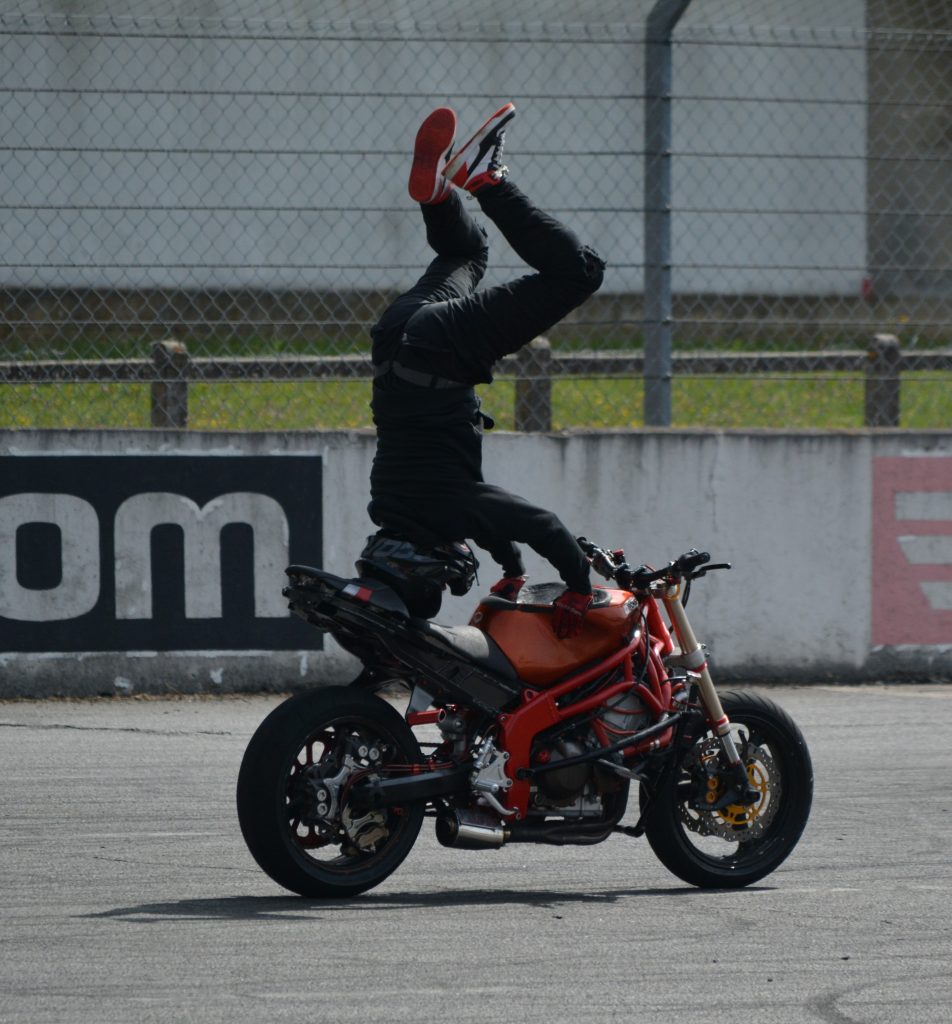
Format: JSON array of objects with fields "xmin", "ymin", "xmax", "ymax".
[{"xmin": 707, "ymin": 760, "xmax": 769, "ymax": 828}]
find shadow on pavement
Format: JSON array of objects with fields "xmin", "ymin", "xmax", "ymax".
[{"xmin": 84, "ymin": 885, "xmax": 772, "ymax": 921}]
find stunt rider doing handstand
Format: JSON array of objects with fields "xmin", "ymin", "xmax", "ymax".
[{"xmin": 361, "ymin": 103, "xmax": 606, "ymax": 638}]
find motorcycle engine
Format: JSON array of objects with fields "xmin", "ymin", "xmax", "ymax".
[
  {"xmin": 530, "ymin": 686, "xmax": 649, "ymax": 813},
  {"xmin": 599, "ymin": 687, "xmax": 650, "ymax": 737},
  {"xmin": 535, "ymin": 739, "xmax": 591, "ymax": 805}
]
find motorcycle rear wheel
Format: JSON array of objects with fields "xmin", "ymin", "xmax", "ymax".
[
  {"xmin": 237, "ymin": 686, "xmax": 425, "ymax": 897},
  {"xmin": 639, "ymin": 690, "xmax": 813, "ymax": 888}
]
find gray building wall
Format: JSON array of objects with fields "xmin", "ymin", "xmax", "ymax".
[{"xmin": 0, "ymin": 0, "xmax": 869, "ymax": 296}]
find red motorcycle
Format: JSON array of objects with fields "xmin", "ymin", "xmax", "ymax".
[{"xmin": 237, "ymin": 541, "xmax": 813, "ymax": 897}]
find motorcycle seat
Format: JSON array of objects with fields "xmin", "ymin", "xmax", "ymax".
[{"xmin": 417, "ymin": 622, "xmax": 518, "ymax": 680}]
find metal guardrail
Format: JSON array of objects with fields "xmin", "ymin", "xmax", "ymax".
[{"xmin": 2, "ymin": 334, "xmax": 946, "ymax": 430}]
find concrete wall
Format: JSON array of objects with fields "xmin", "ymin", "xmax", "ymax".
[{"xmin": 2, "ymin": 427, "xmax": 951, "ymax": 696}]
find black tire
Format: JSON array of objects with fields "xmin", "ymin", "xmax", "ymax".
[
  {"xmin": 237, "ymin": 686, "xmax": 425, "ymax": 897},
  {"xmin": 640, "ymin": 690, "xmax": 813, "ymax": 888}
]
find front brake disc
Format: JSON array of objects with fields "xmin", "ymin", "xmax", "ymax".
[{"xmin": 679, "ymin": 738, "xmax": 781, "ymax": 840}]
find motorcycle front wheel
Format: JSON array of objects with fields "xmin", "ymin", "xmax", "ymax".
[
  {"xmin": 237, "ymin": 686, "xmax": 425, "ymax": 897},
  {"xmin": 640, "ymin": 690, "xmax": 813, "ymax": 888}
]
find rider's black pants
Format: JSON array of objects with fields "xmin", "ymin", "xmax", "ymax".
[{"xmin": 372, "ymin": 180, "xmax": 605, "ymax": 383}]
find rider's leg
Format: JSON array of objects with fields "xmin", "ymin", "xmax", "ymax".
[
  {"xmin": 372, "ymin": 110, "xmax": 489, "ymax": 356},
  {"xmin": 400, "ymin": 104, "xmax": 605, "ymax": 377}
]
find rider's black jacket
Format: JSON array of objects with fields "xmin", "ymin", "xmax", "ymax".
[
  {"xmin": 367, "ymin": 182, "xmax": 605, "ymax": 594},
  {"xmin": 368, "ymin": 333, "xmax": 593, "ymax": 594}
]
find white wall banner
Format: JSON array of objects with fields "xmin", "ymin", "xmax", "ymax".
[{"xmin": 1, "ymin": 429, "xmax": 950, "ymax": 695}]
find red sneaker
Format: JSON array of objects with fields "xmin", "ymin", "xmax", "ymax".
[
  {"xmin": 408, "ymin": 106, "xmax": 457, "ymax": 204},
  {"xmin": 443, "ymin": 102, "xmax": 515, "ymax": 193}
]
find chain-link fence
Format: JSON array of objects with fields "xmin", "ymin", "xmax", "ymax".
[{"xmin": 1, "ymin": 0, "xmax": 949, "ymax": 431}]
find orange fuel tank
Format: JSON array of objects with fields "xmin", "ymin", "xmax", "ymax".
[{"xmin": 470, "ymin": 583, "xmax": 640, "ymax": 687}]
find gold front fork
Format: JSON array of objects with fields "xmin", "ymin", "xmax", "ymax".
[{"xmin": 661, "ymin": 587, "xmax": 742, "ymax": 768}]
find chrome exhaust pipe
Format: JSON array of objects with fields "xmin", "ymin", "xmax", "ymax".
[{"xmin": 435, "ymin": 809, "xmax": 508, "ymax": 849}]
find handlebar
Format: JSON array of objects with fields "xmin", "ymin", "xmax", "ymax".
[{"xmin": 577, "ymin": 537, "xmax": 731, "ymax": 592}]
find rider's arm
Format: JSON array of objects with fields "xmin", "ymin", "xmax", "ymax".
[
  {"xmin": 481, "ymin": 537, "xmax": 526, "ymax": 581},
  {"xmin": 470, "ymin": 489, "xmax": 592, "ymax": 596}
]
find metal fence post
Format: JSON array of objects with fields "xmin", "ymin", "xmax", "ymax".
[
  {"xmin": 151, "ymin": 339, "xmax": 189, "ymax": 428},
  {"xmin": 643, "ymin": 0, "xmax": 692, "ymax": 428},
  {"xmin": 864, "ymin": 333, "xmax": 901, "ymax": 427},
  {"xmin": 514, "ymin": 336, "xmax": 552, "ymax": 432}
]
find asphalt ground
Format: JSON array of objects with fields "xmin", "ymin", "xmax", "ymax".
[{"xmin": 1, "ymin": 684, "xmax": 951, "ymax": 1024}]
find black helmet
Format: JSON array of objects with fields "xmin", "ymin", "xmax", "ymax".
[{"xmin": 356, "ymin": 531, "xmax": 478, "ymax": 618}]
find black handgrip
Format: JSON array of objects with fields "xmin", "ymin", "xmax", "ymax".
[{"xmin": 675, "ymin": 549, "xmax": 710, "ymax": 572}]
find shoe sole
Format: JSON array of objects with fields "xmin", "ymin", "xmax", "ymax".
[
  {"xmin": 408, "ymin": 107, "xmax": 457, "ymax": 203},
  {"xmin": 443, "ymin": 102, "xmax": 516, "ymax": 186}
]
